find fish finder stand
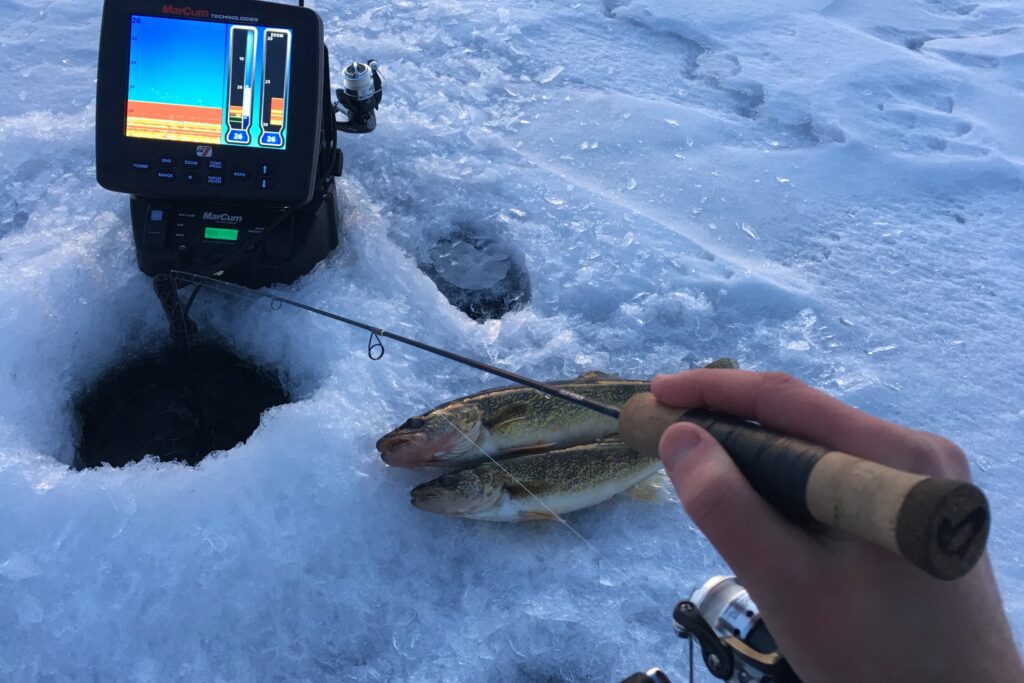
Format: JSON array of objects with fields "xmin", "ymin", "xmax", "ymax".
[{"xmin": 95, "ymin": 0, "xmax": 382, "ymax": 289}]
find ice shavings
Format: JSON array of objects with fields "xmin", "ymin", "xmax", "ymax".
[{"xmin": 1, "ymin": 0, "xmax": 1024, "ymax": 679}]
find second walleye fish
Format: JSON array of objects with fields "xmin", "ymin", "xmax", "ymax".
[
  {"xmin": 377, "ymin": 372, "xmax": 647, "ymax": 469},
  {"xmin": 410, "ymin": 437, "xmax": 663, "ymax": 521}
]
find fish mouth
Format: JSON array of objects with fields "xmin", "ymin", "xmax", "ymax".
[
  {"xmin": 378, "ymin": 432, "xmax": 462, "ymax": 469},
  {"xmin": 410, "ymin": 481, "xmax": 502, "ymax": 517},
  {"xmin": 410, "ymin": 484, "xmax": 470, "ymax": 516}
]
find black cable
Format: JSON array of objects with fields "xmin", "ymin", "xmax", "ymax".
[{"xmin": 183, "ymin": 283, "xmax": 203, "ymax": 317}]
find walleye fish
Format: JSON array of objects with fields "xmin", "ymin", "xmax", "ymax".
[
  {"xmin": 377, "ymin": 372, "xmax": 648, "ymax": 469},
  {"xmin": 378, "ymin": 359, "xmax": 738, "ymax": 469},
  {"xmin": 410, "ymin": 438, "xmax": 663, "ymax": 521}
]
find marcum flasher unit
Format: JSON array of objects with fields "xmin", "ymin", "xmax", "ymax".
[{"xmin": 96, "ymin": 0, "xmax": 381, "ymax": 287}]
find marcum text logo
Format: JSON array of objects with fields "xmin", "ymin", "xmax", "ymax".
[
  {"xmin": 161, "ymin": 5, "xmax": 210, "ymax": 18},
  {"xmin": 202, "ymin": 212, "xmax": 243, "ymax": 224}
]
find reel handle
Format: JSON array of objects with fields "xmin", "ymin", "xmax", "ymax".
[{"xmin": 619, "ymin": 393, "xmax": 989, "ymax": 580}]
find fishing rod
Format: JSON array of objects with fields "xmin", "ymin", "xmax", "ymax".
[
  {"xmin": 168, "ymin": 270, "xmax": 989, "ymax": 584},
  {"xmin": 169, "ymin": 271, "xmax": 619, "ymax": 418}
]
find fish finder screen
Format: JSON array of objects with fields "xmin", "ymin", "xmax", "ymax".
[{"xmin": 126, "ymin": 15, "xmax": 291, "ymax": 150}]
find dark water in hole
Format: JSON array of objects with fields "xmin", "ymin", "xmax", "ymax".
[
  {"xmin": 74, "ymin": 341, "xmax": 290, "ymax": 469},
  {"xmin": 419, "ymin": 225, "xmax": 531, "ymax": 321}
]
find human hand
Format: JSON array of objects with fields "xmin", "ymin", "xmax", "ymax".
[{"xmin": 652, "ymin": 370, "xmax": 1022, "ymax": 682}]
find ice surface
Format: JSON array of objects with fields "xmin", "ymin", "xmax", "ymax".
[{"xmin": 2, "ymin": 0, "xmax": 1023, "ymax": 680}]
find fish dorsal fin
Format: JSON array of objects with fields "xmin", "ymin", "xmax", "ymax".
[
  {"xmin": 506, "ymin": 479, "xmax": 553, "ymax": 497},
  {"xmin": 576, "ymin": 370, "xmax": 619, "ymax": 380},
  {"xmin": 703, "ymin": 357, "xmax": 739, "ymax": 370},
  {"xmin": 483, "ymin": 402, "xmax": 532, "ymax": 432},
  {"xmin": 622, "ymin": 471, "xmax": 670, "ymax": 503}
]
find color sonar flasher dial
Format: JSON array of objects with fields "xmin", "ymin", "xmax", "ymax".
[
  {"xmin": 258, "ymin": 28, "xmax": 289, "ymax": 148},
  {"xmin": 226, "ymin": 25, "xmax": 257, "ymax": 145}
]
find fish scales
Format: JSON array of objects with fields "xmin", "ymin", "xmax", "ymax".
[
  {"xmin": 410, "ymin": 438, "xmax": 662, "ymax": 521},
  {"xmin": 377, "ymin": 375, "xmax": 648, "ymax": 469},
  {"xmin": 497, "ymin": 440, "xmax": 657, "ymax": 496},
  {"xmin": 378, "ymin": 360, "xmax": 736, "ymax": 469}
]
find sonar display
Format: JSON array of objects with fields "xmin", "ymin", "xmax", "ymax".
[{"xmin": 125, "ymin": 15, "xmax": 291, "ymax": 150}]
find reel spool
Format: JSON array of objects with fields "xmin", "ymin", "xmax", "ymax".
[
  {"xmin": 674, "ymin": 576, "xmax": 799, "ymax": 682},
  {"xmin": 621, "ymin": 576, "xmax": 799, "ymax": 683}
]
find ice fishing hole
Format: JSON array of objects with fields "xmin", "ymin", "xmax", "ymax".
[
  {"xmin": 419, "ymin": 224, "xmax": 531, "ymax": 321},
  {"xmin": 74, "ymin": 339, "xmax": 290, "ymax": 469}
]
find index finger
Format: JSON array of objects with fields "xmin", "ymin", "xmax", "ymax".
[{"xmin": 650, "ymin": 369, "xmax": 962, "ymax": 478}]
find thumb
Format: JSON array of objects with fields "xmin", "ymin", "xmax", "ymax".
[{"xmin": 659, "ymin": 422, "xmax": 814, "ymax": 586}]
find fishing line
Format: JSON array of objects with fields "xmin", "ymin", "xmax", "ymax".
[
  {"xmin": 168, "ymin": 269, "xmax": 693, "ymax": 672},
  {"xmin": 168, "ymin": 271, "xmax": 621, "ymax": 419},
  {"xmin": 436, "ymin": 413, "xmax": 610, "ymax": 557},
  {"xmin": 436, "ymin": 412, "xmax": 671, "ymax": 617}
]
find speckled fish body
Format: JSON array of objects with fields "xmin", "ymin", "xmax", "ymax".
[
  {"xmin": 377, "ymin": 373, "xmax": 648, "ymax": 469},
  {"xmin": 409, "ymin": 438, "xmax": 662, "ymax": 521}
]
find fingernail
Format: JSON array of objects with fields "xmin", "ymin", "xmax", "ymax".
[{"xmin": 660, "ymin": 426, "xmax": 701, "ymax": 472}]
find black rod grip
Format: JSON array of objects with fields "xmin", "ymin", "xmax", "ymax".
[{"xmin": 618, "ymin": 393, "xmax": 989, "ymax": 580}]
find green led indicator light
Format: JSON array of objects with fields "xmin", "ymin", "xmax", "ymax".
[{"xmin": 205, "ymin": 226, "xmax": 239, "ymax": 241}]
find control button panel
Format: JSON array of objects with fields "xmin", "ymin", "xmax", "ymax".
[
  {"xmin": 129, "ymin": 151, "xmax": 282, "ymax": 193},
  {"xmin": 115, "ymin": 145, "xmax": 303, "ymax": 203}
]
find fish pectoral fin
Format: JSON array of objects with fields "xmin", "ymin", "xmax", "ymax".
[
  {"xmin": 622, "ymin": 471, "xmax": 670, "ymax": 503},
  {"xmin": 483, "ymin": 402, "xmax": 532, "ymax": 432},
  {"xmin": 519, "ymin": 509, "xmax": 561, "ymax": 521},
  {"xmin": 576, "ymin": 370, "xmax": 619, "ymax": 380},
  {"xmin": 488, "ymin": 416, "xmax": 528, "ymax": 433},
  {"xmin": 496, "ymin": 442, "xmax": 557, "ymax": 457}
]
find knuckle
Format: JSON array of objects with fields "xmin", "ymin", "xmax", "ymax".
[
  {"xmin": 903, "ymin": 432, "xmax": 970, "ymax": 479},
  {"xmin": 760, "ymin": 371, "xmax": 802, "ymax": 390},
  {"xmin": 928, "ymin": 435, "xmax": 971, "ymax": 479},
  {"xmin": 755, "ymin": 372, "xmax": 807, "ymax": 418}
]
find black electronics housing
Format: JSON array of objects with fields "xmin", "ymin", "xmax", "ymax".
[{"xmin": 96, "ymin": 0, "xmax": 343, "ymax": 287}]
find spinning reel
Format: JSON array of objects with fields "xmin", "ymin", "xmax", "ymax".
[{"xmin": 622, "ymin": 576, "xmax": 799, "ymax": 683}]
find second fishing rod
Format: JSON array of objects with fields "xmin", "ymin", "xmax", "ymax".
[{"xmin": 167, "ymin": 270, "xmax": 989, "ymax": 582}]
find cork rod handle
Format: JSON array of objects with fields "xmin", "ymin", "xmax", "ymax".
[{"xmin": 618, "ymin": 393, "xmax": 989, "ymax": 580}]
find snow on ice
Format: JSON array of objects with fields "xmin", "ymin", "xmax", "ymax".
[{"xmin": 1, "ymin": 0, "xmax": 1023, "ymax": 680}]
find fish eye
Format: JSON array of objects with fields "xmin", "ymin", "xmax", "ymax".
[
  {"xmin": 439, "ymin": 475, "xmax": 458, "ymax": 488},
  {"xmin": 402, "ymin": 417, "xmax": 426, "ymax": 430}
]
